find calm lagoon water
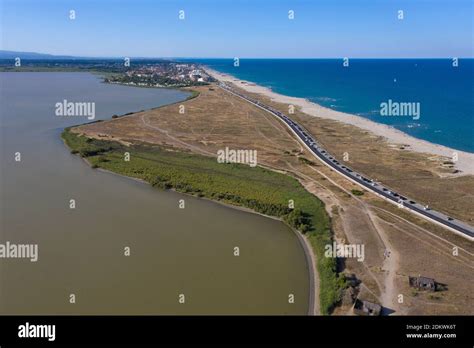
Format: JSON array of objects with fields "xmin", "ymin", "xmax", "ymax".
[{"xmin": 0, "ymin": 72, "xmax": 309, "ymax": 314}]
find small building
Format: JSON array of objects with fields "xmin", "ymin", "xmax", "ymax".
[
  {"xmin": 353, "ymin": 299, "xmax": 381, "ymax": 316},
  {"xmin": 409, "ymin": 276, "xmax": 436, "ymax": 292}
]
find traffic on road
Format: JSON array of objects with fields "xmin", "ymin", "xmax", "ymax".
[{"xmin": 220, "ymin": 82, "xmax": 474, "ymax": 241}]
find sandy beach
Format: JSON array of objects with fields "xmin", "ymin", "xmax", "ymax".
[{"xmin": 206, "ymin": 68, "xmax": 474, "ymax": 176}]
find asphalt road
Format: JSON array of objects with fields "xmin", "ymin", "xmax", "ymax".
[{"xmin": 219, "ymin": 83, "xmax": 474, "ymax": 241}]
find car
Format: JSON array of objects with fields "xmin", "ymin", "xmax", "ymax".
[{"xmin": 447, "ymin": 217, "xmax": 454, "ymax": 221}]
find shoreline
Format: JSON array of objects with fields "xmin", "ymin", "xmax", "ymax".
[
  {"xmin": 62, "ymin": 129, "xmax": 320, "ymax": 315},
  {"xmin": 98, "ymin": 158, "xmax": 319, "ymax": 315},
  {"xmin": 205, "ymin": 68, "xmax": 474, "ymax": 176}
]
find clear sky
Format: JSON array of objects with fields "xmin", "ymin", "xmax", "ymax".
[{"xmin": 1, "ymin": 0, "xmax": 472, "ymax": 58}]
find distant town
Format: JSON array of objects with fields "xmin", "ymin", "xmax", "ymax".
[
  {"xmin": 105, "ymin": 62, "xmax": 215, "ymax": 88},
  {"xmin": 0, "ymin": 58, "xmax": 216, "ymax": 88}
]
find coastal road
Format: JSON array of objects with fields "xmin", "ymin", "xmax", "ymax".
[{"xmin": 218, "ymin": 83, "xmax": 474, "ymax": 242}]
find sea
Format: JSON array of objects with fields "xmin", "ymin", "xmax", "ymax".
[{"xmin": 186, "ymin": 59, "xmax": 474, "ymax": 153}]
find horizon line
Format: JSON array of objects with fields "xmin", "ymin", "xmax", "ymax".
[
  {"xmin": 1, "ymin": 56, "xmax": 473, "ymax": 61},
  {"xmin": 1, "ymin": 50, "xmax": 473, "ymax": 60}
]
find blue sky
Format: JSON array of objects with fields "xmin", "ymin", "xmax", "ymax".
[{"xmin": 1, "ymin": 0, "xmax": 472, "ymax": 58}]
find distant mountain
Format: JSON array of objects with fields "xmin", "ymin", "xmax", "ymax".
[
  {"xmin": 0, "ymin": 50, "xmax": 174, "ymax": 61},
  {"xmin": 0, "ymin": 50, "xmax": 78, "ymax": 59}
]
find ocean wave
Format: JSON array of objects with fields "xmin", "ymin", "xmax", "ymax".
[
  {"xmin": 401, "ymin": 123, "xmax": 425, "ymax": 129},
  {"xmin": 315, "ymin": 96, "xmax": 338, "ymax": 102}
]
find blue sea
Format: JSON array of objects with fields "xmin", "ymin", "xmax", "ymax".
[{"xmin": 186, "ymin": 59, "xmax": 474, "ymax": 153}]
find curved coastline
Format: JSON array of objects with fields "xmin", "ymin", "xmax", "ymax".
[
  {"xmin": 64, "ymin": 78, "xmax": 321, "ymax": 315},
  {"xmin": 205, "ymin": 68, "xmax": 474, "ymax": 176},
  {"xmin": 62, "ymin": 126, "xmax": 320, "ymax": 316},
  {"xmin": 103, "ymin": 161, "xmax": 319, "ymax": 315}
]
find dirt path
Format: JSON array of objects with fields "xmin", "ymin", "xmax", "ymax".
[
  {"xmin": 295, "ymin": 230, "xmax": 320, "ymax": 315},
  {"xmin": 366, "ymin": 209, "xmax": 401, "ymax": 314},
  {"xmin": 304, "ymin": 164, "xmax": 401, "ymax": 314}
]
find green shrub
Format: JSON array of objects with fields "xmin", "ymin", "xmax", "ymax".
[{"xmin": 351, "ymin": 189, "xmax": 364, "ymax": 196}]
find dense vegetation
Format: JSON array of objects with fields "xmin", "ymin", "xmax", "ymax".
[
  {"xmin": 0, "ymin": 58, "xmax": 132, "ymax": 74},
  {"xmin": 298, "ymin": 156, "xmax": 316, "ymax": 166},
  {"xmin": 0, "ymin": 58, "xmax": 170, "ymax": 73},
  {"xmin": 351, "ymin": 189, "xmax": 365, "ymax": 196},
  {"xmin": 62, "ymin": 128, "xmax": 346, "ymax": 314}
]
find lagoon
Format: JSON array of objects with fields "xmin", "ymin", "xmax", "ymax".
[{"xmin": 0, "ymin": 72, "xmax": 310, "ymax": 314}]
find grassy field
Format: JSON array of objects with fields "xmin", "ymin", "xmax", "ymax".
[{"xmin": 62, "ymin": 127, "xmax": 345, "ymax": 314}]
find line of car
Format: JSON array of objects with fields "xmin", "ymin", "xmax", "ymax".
[{"xmin": 219, "ymin": 83, "xmax": 474, "ymax": 241}]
